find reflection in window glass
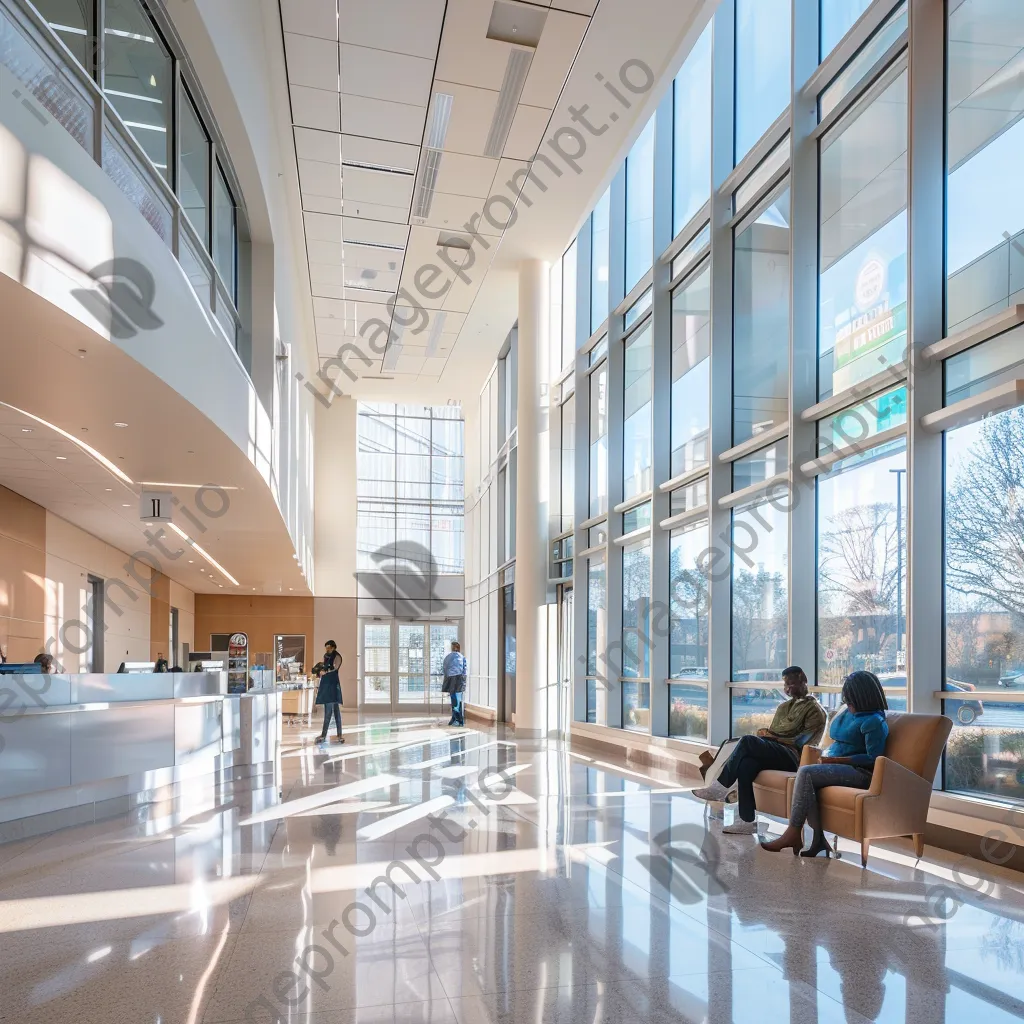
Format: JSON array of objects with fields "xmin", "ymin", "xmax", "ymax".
[
  {"xmin": 35, "ymin": 0, "xmax": 92, "ymax": 68},
  {"xmin": 819, "ymin": 72, "xmax": 908, "ymax": 400},
  {"xmin": 587, "ymin": 554, "xmax": 607, "ymax": 725},
  {"xmin": 669, "ymin": 682, "xmax": 709, "ymax": 740},
  {"xmin": 947, "ymin": 0, "xmax": 1024, "ymax": 333},
  {"xmin": 732, "ymin": 441, "xmax": 789, "ymax": 492},
  {"xmin": 178, "ymin": 88, "xmax": 209, "ymax": 247},
  {"xmin": 589, "ymin": 364, "xmax": 608, "ymax": 516},
  {"xmin": 820, "ymin": 0, "xmax": 874, "ymax": 58},
  {"xmin": 733, "ymin": 189, "xmax": 791, "ymax": 445},
  {"xmin": 560, "ymin": 396, "xmax": 575, "ymax": 533},
  {"xmin": 622, "ymin": 502, "xmax": 652, "ymax": 535},
  {"xmin": 625, "ymin": 117, "xmax": 656, "ymax": 293},
  {"xmin": 732, "ymin": 687, "xmax": 787, "ymax": 737},
  {"xmin": 671, "ymin": 266, "xmax": 711, "ymax": 476},
  {"xmin": 735, "ymin": 0, "xmax": 792, "ymax": 164},
  {"xmin": 213, "ymin": 164, "xmax": 236, "ymax": 298},
  {"xmin": 818, "ymin": 385, "xmax": 907, "ymax": 456},
  {"xmin": 591, "ymin": 188, "xmax": 611, "ymax": 332},
  {"xmin": 104, "ymin": 0, "xmax": 172, "ymax": 177},
  {"xmin": 623, "ymin": 324, "xmax": 653, "ymax": 500},
  {"xmin": 670, "ymin": 519, "xmax": 709, "ymax": 679},
  {"xmin": 563, "ymin": 239, "xmax": 578, "ymax": 368},
  {"xmin": 945, "ymin": 407, "xmax": 1024, "ymax": 800},
  {"xmin": 732, "ymin": 500, "xmax": 788, "ymax": 681},
  {"xmin": 818, "ymin": 441, "xmax": 907, "ymax": 686},
  {"xmin": 623, "ymin": 536, "xmax": 651, "ymax": 731},
  {"xmin": 945, "ymin": 326, "xmax": 1024, "ymax": 405},
  {"xmin": 670, "ymin": 478, "xmax": 708, "ymax": 516},
  {"xmin": 673, "ymin": 22, "xmax": 713, "ymax": 236}
]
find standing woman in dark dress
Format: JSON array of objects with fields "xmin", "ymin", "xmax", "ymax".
[{"xmin": 315, "ymin": 640, "xmax": 344, "ymax": 745}]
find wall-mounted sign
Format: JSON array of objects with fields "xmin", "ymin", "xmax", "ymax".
[
  {"xmin": 140, "ymin": 489, "xmax": 173, "ymax": 523},
  {"xmin": 228, "ymin": 632, "xmax": 249, "ymax": 693}
]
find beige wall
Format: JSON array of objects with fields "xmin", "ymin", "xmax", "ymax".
[
  {"xmin": 169, "ymin": 580, "xmax": 195, "ymax": 664},
  {"xmin": 44, "ymin": 514, "xmax": 156, "ymax": 672},
  {"xmin": 0, "ymin": 485, "xmax": 46, "ymax": 662},
  {"xmin": 314, "ymin": 597, "xmax": 358, "ymax": 705},
  {"xmin": 313, "ymin": 397, "xmax": 358, "ymax": 598}
]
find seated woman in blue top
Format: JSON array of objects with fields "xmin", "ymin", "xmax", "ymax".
[{"xmin": 760, "ymin": 670, "xmax": 889, "ymax": 858}]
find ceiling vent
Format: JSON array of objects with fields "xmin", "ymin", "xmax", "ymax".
[
  {"xmin": 484, "ymin": 48, "xmax": 533, "ymax": 158},
  {"xmin": 486, "ymin": 1, "xmax": 547, "ymax": 47},
  {"xmin": 412, "ymin": 93, "xmax": 453, "ymax": 222},
  {"xmin": 437, "ymin": 231, "xmax": 472, "ymax": 250}
]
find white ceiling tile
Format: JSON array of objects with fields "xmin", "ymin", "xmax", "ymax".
[
  {"xmin": 422, "ymin": 356, "xmax": 449, "ymax": 375},
  {"xmin": 422, "ymin": 192, "xmax": 503, "ymax": 236},
  {"xmin": 294, "ymin": 127, "xmax": 341, "ymax": 164},
  {"xmin": 298, "ymin": 158, "xmax": 343, "ymax": 198},
  {"xmin": 342, "ymin": 218, "xmax": 409, "ymax": 247},
  {"xmin": 290, "ymin": 85, "xmax": 340, "ymax": 132},
  {"xmin": 394, "ymin": 353, "xmax": 426, "ymax": 374},
  {"xmin": 342, "ymin": 201, "xmax": 410, "ymax": 223},
  {"xmin": 503, "ymin": 104, "xmax": 551, "ymax": 160},
  {"xmin": 337, "ymin": 0, "xmax": 444, "ymax": 58},
  {"xmin": 552, "ymin": 0, "xmax": 597, "ymax": 14},
  {"xmin": 434, "ymin": 82, "xmax": 498, "ymax": 156},
  {"xmin": 285, "ymin": 32, "xmax": 339, "ymax": 92},
  {"xmin": 342, "ymin": 135, "xmax": 419, "ymax": 172},
  {"xmin": 281, "ymin": 0, "xmax": 339, "ymax": 40},
  {"xmin": 433, "ymin": 153, "xmax": 499, "ymax": 199},
  {"xmin": 303, "ymin": 194, "xmax": 344, "ymax": 215},
  {"xmin": 443, "ymin": 244, "xmax": 495, "ymax": 313},
  {"xmin": 306, "ymin": 239, "xmax": 344, "ymax": 266},
  {"xmin": 303, "ymin": 211, "xmax": 344, "ymax": 242},
  {"xmin": 343, "ymin": 167, "xmax": 415, "ymax": 208},
  {"xmin": 343, "ymin": 243, "xmax": 404, "ymax": 273},
  {"xmin": 340, "ymin": 45, "xmax": 434, "ymax": 107},
  {"xmin": 341, "ymin": 94, "xmax": 426, "ymax": 146},
  {"xmin": 310, "ymin": 283, "xmax": 346, "ymax": 300},
  {"xmin": 519, "ymin": 10, "xmax": 589, "ymax": 109}
]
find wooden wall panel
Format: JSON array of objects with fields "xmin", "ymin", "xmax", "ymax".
[
  {"xmin": 193, "ymin": 595, "xmax": 315, "ymax": 668},
  {"xmin": 0, "ymin": 485, "xmax": 46, "ymax": 662}
]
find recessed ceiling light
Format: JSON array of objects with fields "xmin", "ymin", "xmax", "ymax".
[
  {"xmin": 105, "ymin": 488, "xmax": 112, "ymax": 492},
  {"xmin": 122, "ymin": 503, "xmax": 130, "ymax": 507},
  {"xmin": 114, "ymin": 422, "xmax": 128, "ymax": 428},
  {"xmin": 188, "ymin": 559, "xmax": 194, "ymax": 563},
  {"xmin": 21, "ymin": 428, "xmax": 32, "ymax": 433},
  {"xmin": 56, "ymin": 456, "xmax": 67, "ymax": 460}
]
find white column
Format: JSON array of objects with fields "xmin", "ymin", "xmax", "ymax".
[{"xmin": 515, "ymin": 259, "xmax": 552, "ymax": 737}]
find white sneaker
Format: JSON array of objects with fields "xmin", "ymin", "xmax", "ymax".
[
  {"xmin": 722, "ymin": 819, "xmax": 758, "ymax": 835},
  {"xmin": 692, "ymin": 779, "xmax": 730, "ymax": 802}
]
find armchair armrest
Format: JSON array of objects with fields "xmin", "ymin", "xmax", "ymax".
[
  {"xmin": 799, "ymin": 746, "xmax": 822, "ymax": 767},
  {"xmin": 857, "ymin": 756, "xmax": 934, "ymax": 838}
]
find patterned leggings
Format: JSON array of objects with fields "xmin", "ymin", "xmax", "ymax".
[{"xmin": 789, "ymin": 764, "xmax": 872, "ymax": 831}]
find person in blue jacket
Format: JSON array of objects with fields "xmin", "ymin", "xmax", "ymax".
[
  {"xmin": 441, "ymin": 641, "xmax": 468, "ymax": 727},
  {"xmin": 760, "ymin": 670, "xmax": 889, "ymax": 858},
  {"xmin": 315, "ymin": 640, "xmax": 344, "ymax": 745}
]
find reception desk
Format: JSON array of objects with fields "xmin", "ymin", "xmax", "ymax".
[{"xmin": 0, "ymin": 672, "xmax": 281, "ymax": 839}]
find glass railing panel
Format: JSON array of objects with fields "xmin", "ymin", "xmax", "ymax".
[
  {"xmin": 101, "ymin": 124, "xmax": 172, "ymax": 243},
  {"xmin": 178, "ymin": 226, "xmax": 212, "ymax": 311}
]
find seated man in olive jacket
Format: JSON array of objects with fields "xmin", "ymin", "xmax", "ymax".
[{"xmin": 692, "ymin": 666, "xmax": 825, "ymax": 835}]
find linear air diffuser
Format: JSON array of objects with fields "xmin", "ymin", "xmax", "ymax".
[
  {"xmin": 412, "ymin": 93, "xmax": 453, "ymax": 222},
  {"xmin": 484, "ymin": 48, "xmax": 533, "ymax": 158}
]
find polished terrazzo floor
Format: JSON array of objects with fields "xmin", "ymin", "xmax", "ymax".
[{"xmin": 2, "ymin": 713, "xmax": 1024, "ymax": 1023}]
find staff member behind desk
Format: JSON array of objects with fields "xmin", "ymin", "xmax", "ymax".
[
  {"xmin": 315, "ymin": 641, "xmax": 344, "ymax": 746},
  {"xmin": 442, "ymin": 642, "xmax": 467, "ymax": 727},
  {"xmin": 692, "ymin": 666, "xmax": 826, "ymax": 835}
]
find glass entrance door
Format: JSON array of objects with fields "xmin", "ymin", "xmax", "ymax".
[{"xmin": 361, "ymin": 620, "xmax": 461, "ymax": 709}]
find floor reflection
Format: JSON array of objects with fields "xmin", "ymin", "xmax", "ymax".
[{"xmin": 1, "ymin": 715, "xmax": 1023, "ymax": 1022}]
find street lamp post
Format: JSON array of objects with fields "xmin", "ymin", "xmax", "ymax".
[{"xmin": 890, "ymin": 467, "xmax": 907, "ymax": 670}]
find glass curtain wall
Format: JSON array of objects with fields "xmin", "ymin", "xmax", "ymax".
[{"xmin": 507, "ymin": 0, "xmax": 1024, "ymax": 816}]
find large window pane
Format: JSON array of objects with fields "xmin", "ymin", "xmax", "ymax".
[
  {"xmin": 562, "ymin": 239, "xmax": 578, "ymax": 368},
  {"xmin": 34, "ymin": 0, "xmax": 92, "ymax": 68},
  {"xmin": 560, "ymin": 396, "xmax": 575, "ymax": 533},
  {"xmin": 945, "ymin": 407, "xmax": 1024, "ymax": 801},
  {"xmin": 671, "ymin": 266, "xmax": 711, "ymax": 476},
  {"xmin": 178, "ymin": 89, "xmax": 210, "ymax": 247},
  {"xmin": 589, "ymin": 364, "xmax": 608, "ymax": 516},
  {"xmin": 820, "ymin": 0, "xmax": 874, "ymax": 58},
  {"xmin": 819, "ymin": 72, "xmax": 908, "ymax": 400},
  {"xmin": 735, "ymin": 0, "xmax": 792, "ymax": 164},
  {"xmin": 623, "ymin": 536, "xmax": 651, "ymax": 730},
  {"xmin": 623, "ymin": 323, "xmax": 653, "ymax": 500},
  {"xmin": 947, "ymin": 0, "xmax": 1024, "ymax": 333},
  {"xmin": 732, "ymin": 500, "xmax": 788, "ymax": 681},
  {"xmin": 591, "ymin": 187, "xmax": 611, "ymax": 332},
  {"xmin": 587, "ymin": 554, "xmax": 607, "ymax": 725},
  {"xmin": 104, "ymin": 0, "xmax": 172, "ymax": 178},
  {"xmin": 945, "ymin": 325, "xmax": 1024, "ymax": 405},
  {"xmin": 549, "ymin": 258, "xmax": 563, "ymax": 382},
  {"xmin": 625, "ymin": 117, "xmax": 655, "ymax": 292},
  {"xmin": 673, "ymin": 22, "xmax": 713, "ymax": 236},
  {"xmin": 733, "ymin": 189, "xmax": 791, "ymax": 445},
  {"xmin": 670, "ymin": 519, "xmax": 709, "ymax": 679},
  {"xmin": 818, "ymin": 440, "xmax": 907, "ymax": 685},
  {"xmin": 213, "ymin": 163, "xmax": 236, "ymax": 297}
]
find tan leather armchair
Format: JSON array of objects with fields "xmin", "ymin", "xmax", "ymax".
[{"xmin": 751, "ymin": 711, "xmax": 953, "ymax": 866}]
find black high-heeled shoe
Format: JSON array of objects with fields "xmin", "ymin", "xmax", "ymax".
[{"xmin": 800, "ymin": 832, "xmax": 835, "ymax": 858}]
